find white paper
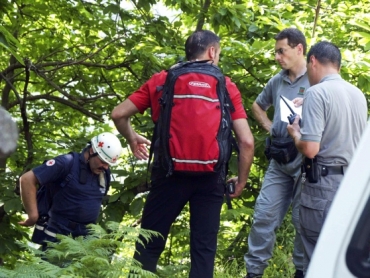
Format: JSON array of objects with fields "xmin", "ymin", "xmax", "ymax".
[{"xmin": 280, "ymin": 96, "xmax": 302, "ymax": 123}]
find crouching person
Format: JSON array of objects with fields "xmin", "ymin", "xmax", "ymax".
[{"xmin": 18, "ymin": 132, "xmax": 122, "ymax": 250}]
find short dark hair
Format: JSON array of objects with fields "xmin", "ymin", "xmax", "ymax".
[
  {"xmin": 274, "ymin": 28, "xmax": 307, "ymax": 55},
  {"xmin": 185, "ymin": 30, "xmax": 220, "ymax": 61},
  {"xmin": 306, "ymin": 41, "xmax": 341, "ymax": 70}
]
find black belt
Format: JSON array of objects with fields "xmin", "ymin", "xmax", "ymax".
[{"xmin": 320, "ymin": 165, "xmax": 344, "ymax": 176}]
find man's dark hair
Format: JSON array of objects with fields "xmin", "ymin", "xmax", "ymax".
[
  {"xmin": 275, "ymin": 28, "xmax": 307, "ymax": 55},
  {"xmin": 185, "ymin": 30, "xmax": 220, "ymax": 61},
  {"xmin": 306, "ymin": 41, "xmax": 341, "ymax": 70}
]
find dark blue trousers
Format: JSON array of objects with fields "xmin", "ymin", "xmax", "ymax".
[{"xmin": 134, "ymin": 173, "xmax": 224, "ymax": 278}]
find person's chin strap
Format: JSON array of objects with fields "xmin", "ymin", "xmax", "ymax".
[{"xmin": 84, "ymin": 145, "xmax": 99, "ymax": 162}]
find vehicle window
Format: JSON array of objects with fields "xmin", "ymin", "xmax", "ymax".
[{"xmin": 346, "ymin": 195, "xmax": 370, "ymax": 278}]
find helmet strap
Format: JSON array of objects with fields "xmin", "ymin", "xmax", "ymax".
[{"xmin": 85, "ymin": 145, "xmax": 98, "ymax": 163}]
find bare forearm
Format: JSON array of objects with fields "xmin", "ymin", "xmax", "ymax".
[
  {"xmin": 252, "ymin": 101, "xmax": 272, "ymax": 133},
  {"xmin": 112, "ymin": 116, "xmax": 136, "ymax": 143},
  {"xmin": 20, "ymin": 171, "xmax": 39, "ymax": 223},
  {"xmin": 112, "ymin": 99, "xmax": 151, "ymax": 159},
  {"xmin": 232, "ymin": 118, "xmax": 255, "ymax": 194},
  {"xmin": 237, "ymin": 144, "xmax": 254, "ymax": 185},
  {"xmin": 112, "ymin": 99, "xmax": 141, "ymax": 143},
  {"xmin": 295, "ymin": 137, "xmax": 319, "ymax": 158},
  {"xmin": 255, "ymin": 114, "xmax": 272, "ymax": 133}
]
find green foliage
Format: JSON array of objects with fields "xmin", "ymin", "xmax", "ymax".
[
  {"xmin": 263, "ymin": 210, "xmax": 296, "ymax": 277},
  {"xmin": 1, "ymin": 0, "xmax": 370, "ymax": 275},
  {"xmin": 0, "ymin": 25, "xmax": 24, "ymax": 65},
  {"xmin": 0, "ymin": 221, "xmax": 160, "ymax": 278},
  {"xmin": 214, "ymin": 258, "xmax": 246, "ymax": 278}
]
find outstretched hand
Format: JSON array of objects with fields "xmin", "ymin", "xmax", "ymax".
[{"xmin": 129, "ymin": 134, "xmax": 151, "ymax": 160}]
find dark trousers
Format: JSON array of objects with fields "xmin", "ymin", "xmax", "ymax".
[
  {"xmin": 40, "ymin": 218, "xmax": 88, "ymax": 251},
  {"xmin": 134, "ymin": 173, "xmax": 224, "ymax": 278}
]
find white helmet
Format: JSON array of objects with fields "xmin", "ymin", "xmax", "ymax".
[{"xmin": 91, "ymin": 132, "xmax": 122, "ymax": 166}]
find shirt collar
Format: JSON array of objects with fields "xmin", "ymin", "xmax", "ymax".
[
  {"xmin": 280, "ymin": 69, "xmax": 307, "ymax": 83},
  {"xmin": 319, "ymin": 73, "xmax": 342, "ymax": 83}
]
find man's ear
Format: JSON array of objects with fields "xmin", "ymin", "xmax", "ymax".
[
  {"xmin": 208, "ymin": 46, "xmax": 216, "ymax": 60},
  {"xmin": 297, "ymin": 43, "xmax": 304, "ymax": 55},
  {"xmin": 310, "ymin": 55, "xmax": 316, "ymax": 66}
]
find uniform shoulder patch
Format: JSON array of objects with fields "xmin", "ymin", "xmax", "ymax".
[{"xmin": 46, "ymin": 159, "xmax": 56, "ymax": 166}]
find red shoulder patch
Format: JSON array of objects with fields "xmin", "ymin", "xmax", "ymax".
[{"xmin": 46, "ymin": 159, "xmax": 55, "ymax": 166}]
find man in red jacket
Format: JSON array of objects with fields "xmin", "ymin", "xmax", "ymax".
[{"xmin": 112, "ymin": 30, "xmax": 254, "ymax": 278}]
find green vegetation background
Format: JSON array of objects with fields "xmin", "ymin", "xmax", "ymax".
[{"xmin": 1, "ymin": 0, "xmax": 369, "ymax": 277}]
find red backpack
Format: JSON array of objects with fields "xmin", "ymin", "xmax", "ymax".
[{"xmin": 153, "ymin": 61, "xmax": 237, "ymax": 179}]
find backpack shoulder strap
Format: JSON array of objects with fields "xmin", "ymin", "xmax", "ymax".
[
  {"xmin": 60, "ymin": 152, "xmax": 79, "ymax": 187},
  {"xmin": 36, "ymin": 152, "xmax": 75, "ymax": 218},
  {"xmin": 104, "ymin": 168, "xmax": 111, "ymax": 195}
]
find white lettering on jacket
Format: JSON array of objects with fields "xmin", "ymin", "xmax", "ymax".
[{"xmin": 189, "ymin": 81, "xmax": 211, "ymax": 88}]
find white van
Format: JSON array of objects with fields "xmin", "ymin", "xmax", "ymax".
[{"xmin": 306, "ymin": 122, "xmax": 370, "ymax": 278}]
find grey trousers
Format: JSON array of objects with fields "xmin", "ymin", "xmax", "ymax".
[
  {"xmin": 300, "ymin": 173, "xmax": 343, "ymax": 274},
  {"xmin": 245, "ymin": 155, "xmax": 304, "ymax": 274}
]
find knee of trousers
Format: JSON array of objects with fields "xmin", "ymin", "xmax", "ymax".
[
  {"xmin": 253, "ymin": 208, "xmax": 280, "ymax": 228},
  {"xmin": 135, "ymin": 234, "xmax": 167, "ymax": 257}
]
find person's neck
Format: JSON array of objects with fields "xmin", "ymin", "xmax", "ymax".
[
  {"xmin": 191, "ymin": 53, "xmax": 212, "ymax": 63},
  {"xmin": 190, "ymin": 58, "xmax": 211, "ymax": 63},
  {"xmin": 317, "ymin": 67, "xmax": 339, "ymax": 82},
  {"xmin": 287, "ymin": 59, "xmax": 307, "ymax": 82}
]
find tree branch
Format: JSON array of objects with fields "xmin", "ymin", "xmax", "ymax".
[
  {"xmin": 20, "ymin": 59, "xmax": 33, "ymax": 171},
  {"xmin": 1, "ymin": 56, "xmax": 19, "ymax": 108},
  {"xmin": 196, "ymin": 0, "xmax": 211, "ymax": 31},
  {"xmin": 1, "ymin": 36, "xmax": 129, "ymax": 77},
  {"xmin": 234, "ymin": 59, "xmax": 265, "ymax": 85},
  {"xmin": 36, "ymin": 36, "xmax": 126, "ymax": 70},
  {"xmin": 31, "ymin": 94, "xmax": 104, "ymax": 121},
  {"xmin": 7, "ymin": 90, "xmax": 117, "ymax": 110},
  {"xmin": 38, "ymin": 59, "xmax": 135, "ymax": 73},
  {"xmin": 0, "ymin": 72, "xmax": 22, "ymax": 108},
  {"xmin": 101, "ymin": 73, "xmax": 124, "ymax": 103},
  {"xmin": 31, "ymin": 69, "xmax": 87, "ymax": 105},
  {"xmin": 312, "ymin": 0, "xmax": 321, "ymax": 38}
]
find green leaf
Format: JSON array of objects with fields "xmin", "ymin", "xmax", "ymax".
[
  {"xmin": 0, "ymin": 27, "xmax": 25, "ymax": 65},
  {"xmin": 130, "ymin": 197, "xmax": 144, "ymax": 216},
  {"xmin": 108, "ymin": 193, "xmax": 121, "ymax": 203},
  {"xmin": 249, "ymin": 24, "xmax": 258, "ymax": 32},
  {"xmin": 350, "ymin": 20, "xmax": 370, "ymax": 32},
  {"xmin": 4, "ymin": 198, "xmax": 23, "ymax": 214},
  {"xmin": 103, "ymin": 4, "xmax": 120, "ymax": 14}
]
